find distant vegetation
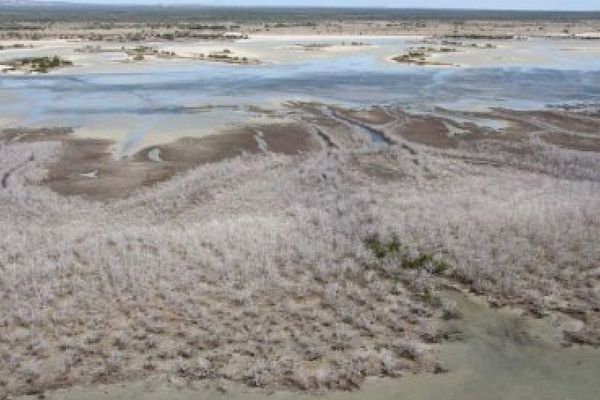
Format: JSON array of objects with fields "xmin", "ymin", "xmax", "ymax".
[
  {"xmin": 3, "ymin": 55, "xmax": 72, "ymax": 73},
  {"xmin": 1, "ymin": 5, "xmax": 599, "ymax": 24},
  {"xmin": 0, "ymin": 43, "xmax": 31, "ymax": 50}
]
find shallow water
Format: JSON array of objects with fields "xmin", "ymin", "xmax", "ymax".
[
  {"xmin": 322, "ymin": 106, "xmax": 392, "ymax": 145},
  {"xmin": 27, "ymin": 292, "xmax": 600, "ymax": 400},
  {"xmin": 1, "ymin": 37, "xmax": 600, "ymax": 152},
  {"xmin": 387, "ymin": 292, "xmax": 600, "ymax": 400}
]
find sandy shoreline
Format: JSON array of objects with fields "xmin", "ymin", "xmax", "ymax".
[
  {"xmin": 247, "ymin": 34, "xmax": 426, "ymax": 40},
  {"xmin": 2, "ymin": 34, "xmax": 599, "ymax": 75}
]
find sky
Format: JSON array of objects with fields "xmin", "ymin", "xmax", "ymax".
[{"xmin": 37, "ymin": 0, "xmax": 600, "ymax": 11}]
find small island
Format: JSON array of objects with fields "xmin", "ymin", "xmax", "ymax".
[
  {"xmin": 1, "ymin": 55, "xmax": 73, "ymax": 73},
  {"xmin": 198, "ymin": 48, "xmax": 260, "ymax": 65},
  {"xmin": 0, "ymin": 43, "xmax": 33, "ymax": 51},
  {"xmin": 292, "ymin": 41, "xmax": 370, "ymax": 51},
  {"xmin": 392, "ymin": 46, "xmax": 458, "ymax": 66}
]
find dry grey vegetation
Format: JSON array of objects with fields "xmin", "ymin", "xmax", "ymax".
[{"xmin": 0, "ymin": 117, "xmax": 600, "ymax": 397}]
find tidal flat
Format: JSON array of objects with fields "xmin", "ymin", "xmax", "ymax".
[{"xmin": 1, "ymin": 5, "xmax": 600, "ymax": 400}]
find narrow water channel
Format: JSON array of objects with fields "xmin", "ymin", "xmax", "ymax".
[{"xmin": 322, "ymin": 107, "xmax": 394, "ymax": 145}]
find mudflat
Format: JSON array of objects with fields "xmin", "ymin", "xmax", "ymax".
[{"xmin": 1, "ymin": 5, "xmax": 600, "ymax": 400}]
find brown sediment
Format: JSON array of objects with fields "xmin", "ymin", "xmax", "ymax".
[
  {"xmin": 286, "ymin": 102, "xmax": 367, "ymax": 149},
  {"xmin": 45, "ymin": 137, "xmax": 153, "ymax": 201},
  {"xmin": 291, "ymin": 103, "xmax": 600, "ymax": 154},
  {"xmin": 5, "ymin": 105, "xmax": 600, "ymax": 202},
  {"xmin": 8, "ymin": 122, "xmax": 319, "ymax": 201},
  {"xmin": 333, "ymin": 106, "xmax": 395, "ymax": 125},
  {"xmin": 247, "ymin": 122, "xmax": 320, "ymax": 154},
  {"xmin": 460, "ymin": 108, "xmax": 539, "ymax": 131},
  {"xmin": 0, "ymin": 128, "xmax": 162, "ymax": 200},
  {"xmin": 531, "ymin": 110, "xmax": 600, "ymax": 135},
  {"xmin": 330, "ymin": 107, "xmax": 522, "ymax": 150},
  {"xmin": 139, "ymin": 131, "xmax": 259, "ymax": 165},
  {"xmin": 327, "ymin": 107, "xmax": 395, "ymax": 145},
  {"xmin": 136, "ymin": 122, "xmax": 317, "ymax": 169},
  {"xmin": 490, "ymin": 108, "xmax": 600, "ymax": 135},
  {"xmin": 0, "ymin": 127, "xmax": 74, "ymax": 142},
  {"xmin": 434, "ymin": 108, "xmax": 542, "ymax": 143},
  {"xmin": 287, "ymin": 101, "xmax": 345, "ymax": 129},
  {"xmin": 542, "ymin": 132, "xmax": 600, "ymax": 152},
  {"xmin": 390, "ymin": 117, "xmax": 459, "ymax": 149},
  {"xmin": 246, "ymin": 105, "xmax": 278, "ymax": 116}
]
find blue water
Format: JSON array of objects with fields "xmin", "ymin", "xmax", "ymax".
[
  {"xmin": 1, "ymin": 43, "xmax": 599, "ymax": 149},
  {"xmin": 3, "ymin": 63, "xmax": 599, "ymax": 115}
]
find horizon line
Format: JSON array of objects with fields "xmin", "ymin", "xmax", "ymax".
[{"xmin": 7, "ymin": 1, "xmax": 599, "ymax": 12}]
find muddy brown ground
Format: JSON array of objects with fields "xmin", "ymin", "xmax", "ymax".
[
  {"xmin": 542, "ymin": 132, "xmax": 600, "ymax": 152},
  {"xmin": 334, "ymin": 106, "xmax": 396, "ymax": 126},
  {"xmin": 3, "ymin": 103, "xmax": 599, "ymax": 201},
  {"xmin": 1, "ymin": 122, "xmax": 319, "ymax": 200},
  {"xmin": 2, "ymin": 102, "xmax": 600, "ymax": 399}
]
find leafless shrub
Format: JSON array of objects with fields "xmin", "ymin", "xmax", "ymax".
[
  {"xmin": 105, "ymin": 351, "xmax": 122, "ymax": 375},
  {"xmin": 20, "ymin": 361, "xmax": 41, "ymax": 384},
  {"xmin": 0, "ymin": 132, "xmax": 599, "ymax": 395},
  {"xmin": 441, "ymin": 300, "xmax": 462, "ymax": 320},
  {"xmin": 61, "ymin": 349, "xmax": 78, "ymax": 374}
]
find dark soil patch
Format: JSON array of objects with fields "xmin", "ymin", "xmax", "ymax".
[
  {"xmin": 334, "ymin": 106, "xmax": 394, "ymax": 125},
  {"xmin": 542, "ymin": 132, "xmax": 600, "ymax": 152},
  {"xmin": 42, "ymin": 123, "xmax": 317, "ymax": 200},
  {"xmin": 393, "ymin": 118, "xmax": 458, "ymax": 149}
]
